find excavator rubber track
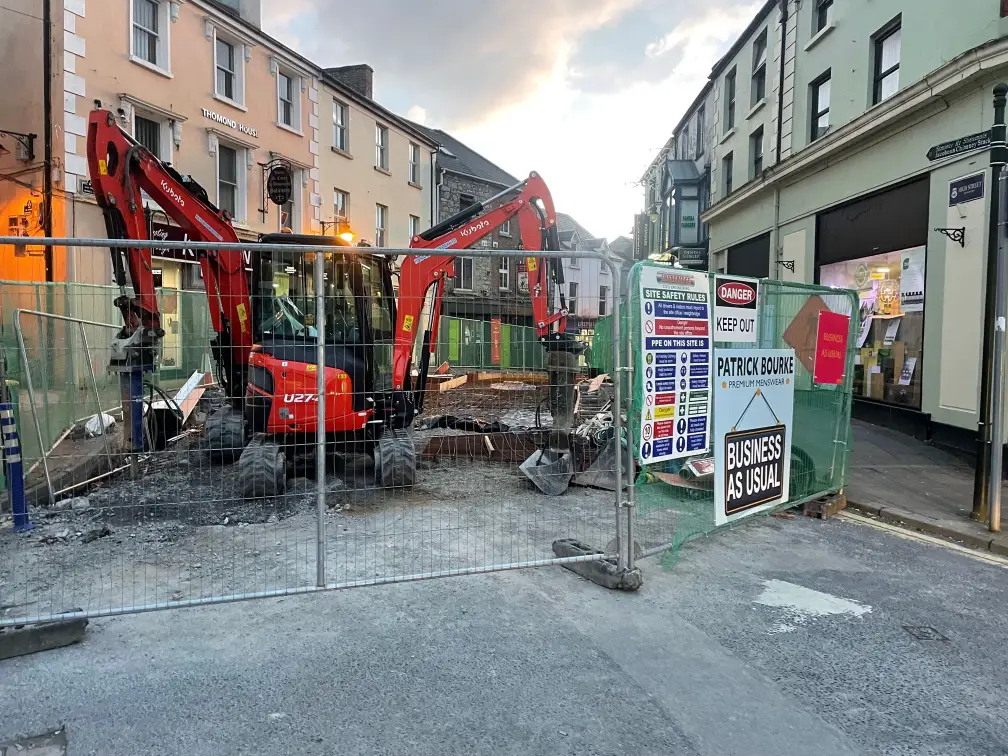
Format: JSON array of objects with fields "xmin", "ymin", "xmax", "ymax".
[
  {"xmin": 375, "ymin": 429, "xmax": 417, "ymax": 490},
  {"xmin": 238, "ymin": 435, "xmax": 287, "ymax": 500}
]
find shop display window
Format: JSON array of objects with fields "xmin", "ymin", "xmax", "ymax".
[{"xmin": 820, "ymin": 246, "xmax": 925, "ymax": 409}]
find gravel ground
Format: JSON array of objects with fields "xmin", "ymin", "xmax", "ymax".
[{"xmin": 1, "ymin": 452, "xmax": 618, "ymax": 623}]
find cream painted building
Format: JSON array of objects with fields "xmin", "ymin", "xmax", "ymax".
[
  {"xmin": 1, "ymin": 0, "xmax": 438, "ymax": 291},
  {"xmin": 319, "ymin": 66, "xmax": 437, "ymax": 248}
]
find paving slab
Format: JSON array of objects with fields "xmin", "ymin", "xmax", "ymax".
[{"xmin": 847, "ymin": 420, "xmax": 1008, "ymax": 552}]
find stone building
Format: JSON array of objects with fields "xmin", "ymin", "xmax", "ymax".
[{"xmin": 409, "ymin": 124, "xmax": 532, "ymax": 326}]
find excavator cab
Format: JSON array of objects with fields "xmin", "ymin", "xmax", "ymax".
[{"xmin": 242, "ymin": 234, "xmax": 397, "ymax": 444}]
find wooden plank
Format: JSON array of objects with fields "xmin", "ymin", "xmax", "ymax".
[
  {"xmin": 803, "ymin": 490, "xmax": 848, "ymax": 520},
  {"xmin": 474, "ymin": 372, "xmax": 548, "ymax": 385},
  {"xmin": 438, "ymin": 374, "xmax": 470, "ymax": 392}
]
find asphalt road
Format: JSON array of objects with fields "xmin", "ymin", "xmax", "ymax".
[{"xmin": 3, "ymin": 514, "xmax": 1007, "ymax": 755}]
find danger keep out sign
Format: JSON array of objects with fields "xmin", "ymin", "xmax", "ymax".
[
  {"xmin": 713, "ymin": 275, "xmax": 759, "ymax": 343},
  {"xmin": 713, "ymin": 348, "xmax": 795, "ymax": 526}
]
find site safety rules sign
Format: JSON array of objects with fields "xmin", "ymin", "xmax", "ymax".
[
  {"xmin": 713, "ymin": 275, "xmax": 759, "ymax": 343},
  {"xmin": 637, "ymin": 267, "xmax": 712, "ymax": 465},
  {"xmin": 713, "ymin": 348, "xmax": 795, "ymax": 526}
]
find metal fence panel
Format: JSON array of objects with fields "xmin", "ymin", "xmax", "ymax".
[
  {"xmin": 612, "ymin": 261, "xmax": 859, "ymax": 563},
  {"xmin": 0, "ymin": 238, "xmax": 627, "ymax": 625}
]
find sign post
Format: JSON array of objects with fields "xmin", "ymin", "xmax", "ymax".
[
  {"xmin": 974, "ymin": 84, "xmax": 1008, "ymax": 526},
  {"xmin": 637, "ymin": 268, "xmax": 712, "ymax": 465},
  {"xmin": 714, "ymin": 349, "xmax": 796, "ymax": 526}
]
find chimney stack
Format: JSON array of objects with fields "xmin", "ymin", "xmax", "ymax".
[{"xmin": 326, "ymin": 65, "xmax": 374, "ymax": 99}]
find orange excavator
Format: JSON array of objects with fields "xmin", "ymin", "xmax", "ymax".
[{"xmin": 85, "ymin": 105, "xmax": 581, "ymax": 497}]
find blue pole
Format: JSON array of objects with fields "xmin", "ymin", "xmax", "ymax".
[
  {"xmin": 1, "ymin": 402, "xmax": 31, "ymax": 533},
  {"xmin": 120, "ymin": 368, "xmax": 146, "ymax": 453}
]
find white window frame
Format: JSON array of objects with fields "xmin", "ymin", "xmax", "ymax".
[
  {"xmin": 751, "ymin": 29, "xmax": 768, "ymax": 107},
  {"xmin": 334, "ymin": 188, "xmax": 349, "ymax": 220},
  {"xmin": 500, "ymin": 219, "xmax": 512, "ymax": 237},
  {"xmin": 409, "ymin": 214, "xmax": 420, "ymax": 239},
  {"xmin": 498, "ymin": 257, "xmax": 510, "ymax": 291},
  {"xmin": 275, "ymin": 65, "xmax": 303, "ymax": 134},
  {"xmin": 376, "ymin": 124, "xmax": 389, "ymax": 171},
  {"xmin": 129, "ymin": 0, "xmax": 172, "ymax": 77},
  {"xmin": 453, "ymin": 257, "xmax": 474, "ymax": 291},
  {"xmin": 569, "ymin": 281, "xmax": 578, "ymax": 315},
  {"xmin": 215, "ymin": 139, "xmax": 247, "ymax": 224},
  {"xmin": 212, "ymin": 27, "xmax": 246, "ymax": 110},
  {"xmin": 131, "ymin": 110, "xmax": 173, "ymax": 164},
  {"xmin": 375, "ymin": 203, "xmax": 387, "ymax": 246},
  {"xmin": 408, "ymin": 142, "xmax": 420, "ymax": 184},
  {"xmin": 599, "ymin": 285, "xmax": 609, "ymax": 317},
  {"xmin": 333, "ymin": 100, "xmax": 349, "ymax": 153}
]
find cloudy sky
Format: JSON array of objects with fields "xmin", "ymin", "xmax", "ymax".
[{"xmin": 264, "ymin": 0, "xmax": 763, "ymax": 241}]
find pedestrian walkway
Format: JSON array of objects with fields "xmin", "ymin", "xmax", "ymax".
[{"xmin": 846, "ymin": 419, "xmax": 1008, "ymax": 554}]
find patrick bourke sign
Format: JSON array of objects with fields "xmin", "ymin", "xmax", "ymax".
[{"xmin": 713, "ymin": 348, "xmax": 795, "ymax": 526}]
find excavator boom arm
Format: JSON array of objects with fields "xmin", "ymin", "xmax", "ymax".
[
  {"xmin": 392, "ymin": 172, "xmax": 568, "ymax": 393},
  {"xmin": 85, "ymin": 107, "xmax": 254, "ymax": 390}
]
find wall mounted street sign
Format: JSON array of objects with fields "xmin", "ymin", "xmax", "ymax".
[
  {"xmin": 676, "ymin": 247, "xmax": 709, "ymax": 270},
  {"xmin": 926, "ymin": 129, "xmax": 991, "ymax": 162}
]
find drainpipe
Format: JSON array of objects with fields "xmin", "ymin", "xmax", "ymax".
[
  {"xmin": 430, "ymin": 149, "xmax": 439, "ymax": 225},
  {"xmin": 770, "ymin": 186, "xmax": 781, "ymax": 279},
  {"xmin": 775, "ymin": 0, "xmax": 789, "ymax": 164},
  {"xmin": 42, "ymin": 0, "xmax": 54, "ymax": 280}
]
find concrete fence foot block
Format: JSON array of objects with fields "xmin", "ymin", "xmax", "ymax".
[
  {"xmin": 0, "ymin": 618, "xmax": 88, "ymax": 661},
  {"xmin": 0, "ymin": 724, "xmax": 68, "ymax": 755},
  {"xmin": 552, "ymin": 538, "xmax": 644, "ymax": 591}
]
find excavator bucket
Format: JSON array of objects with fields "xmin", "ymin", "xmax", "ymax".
[
  {"xmin": 519, "ymin": 447, "xmax": 574, "ymax": 497},
  {"xmin": 572, "ymin": 435, "xmax": 626, "ymax": 492},
  {"xmin": 520, "ymin": 348, "xmax": 578, "ymax": 496}
]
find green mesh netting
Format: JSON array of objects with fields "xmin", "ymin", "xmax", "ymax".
[
  {"xmin": 0, "ymin": 281, "xmax": 213, "ymax": 466},
  {"xmin": 623, "ymin": 261, "xmax": 859, "ymax": 562}
]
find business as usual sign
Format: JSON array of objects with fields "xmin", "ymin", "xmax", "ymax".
[{"xmin": 713, "ymin": 348, "xmax": 796, "ymax": 526}]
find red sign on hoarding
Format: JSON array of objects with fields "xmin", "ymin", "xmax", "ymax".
[
  {"xmin": 491, "ymin": 318, "xmax": 502, "ymax": 365},
  {"xmin": 655, "ymin": 318, "xmax": 709, "ymax": 337},
  {"xmin": 813, "ymin": 310, "xmax": 850, "ymax": 385}
]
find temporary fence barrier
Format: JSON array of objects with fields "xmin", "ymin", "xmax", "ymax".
[
  {"xmin": 0, "ymin": 237, "xmax": 632, "ymax": 625},
  {"xmin": 0, "ymin": 239, "xmax": 859, "ymax": 627},
  {"xmin": 614, "ymin": 260, "xmax": 859, "ymax": 563}
]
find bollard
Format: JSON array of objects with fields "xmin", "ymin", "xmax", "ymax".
[{"xmin": 1, "ymin": 402, "xmax": 32, "ymax": 533}]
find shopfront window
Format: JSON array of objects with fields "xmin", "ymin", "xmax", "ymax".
[{"xmin": 820, "ymin": 246, "xmax": 925, "ymax": 409}]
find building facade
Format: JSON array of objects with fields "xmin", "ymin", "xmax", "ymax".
[
  {"xmin": 320, "ymin": 66, "xmax": 437, "ymax": 249},
  {"xmin": 639, "ymin": 80, "xmax": 715, "ymax": 269},
  {"xmin": 556, "ymin": 213, "xmax": 614, "ymax": 328},
  {"xmin": 0, "ymin": 0, "xmax": 67, "ymax": 282},
  {"xmin": 410, "ymin": 125, "xmax": 531, "ymax": 326},
  {"xmin": 644, "ymin": 0, "xmax": 1008, "ymax": 448},
  {"xmin": 0, "ymin": 0, "xmax": 437, "ymax": 291}
]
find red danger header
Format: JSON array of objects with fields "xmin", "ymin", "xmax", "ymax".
[{"xmin": 717, "ymin": 282, "xmax": 756, "ymax": 308}]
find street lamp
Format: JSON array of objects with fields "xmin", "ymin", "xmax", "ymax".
[{"xmin": 320, "ymin": 218, "xmax": 356, "ymax": 244}]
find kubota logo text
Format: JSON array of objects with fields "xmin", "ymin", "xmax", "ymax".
[
  {"xmin": 459, "ymin": 220, "xmax": 490, "ymax": 238},
  {"xmin": 161, "ymin": 180, "xmax": 185, "ymax": 208}
]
